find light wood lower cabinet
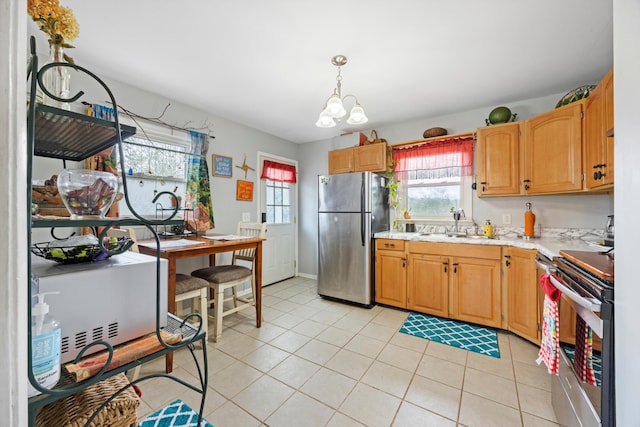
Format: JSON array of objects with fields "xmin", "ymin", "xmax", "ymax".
[
  {"xmin": 449, "ymin": 255, "xmax": 502, "ymax": 328},
  {"xmin": 407, "ymin": 253, "xmax": 448, "ymax": 317},
  {"xmin": 375, "ymin": 240, "xmax": 563, "ymax": 334},
  {"xmin": 505, "ymin": 247, "xmax": 540, "ymax": 344},
  {"xmin": 406, "ymin": 242, "xmax": 502, "ymax": 329},
  {"xmin": 375, "ymin": 239, "xmax": 406, "ymax": 308}
]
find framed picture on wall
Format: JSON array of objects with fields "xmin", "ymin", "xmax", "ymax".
[
  {"xmin": 212, "ymin": 154, "xmax": 233, "ymax": 177},
  {"xmin": 236, "ymin": 180, "xmax": 254, "ymax": 201}
]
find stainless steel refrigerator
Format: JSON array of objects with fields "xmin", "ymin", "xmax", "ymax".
[{"xmin": 317, "ymin": 172, "xmax": 389, "ymax": 306}]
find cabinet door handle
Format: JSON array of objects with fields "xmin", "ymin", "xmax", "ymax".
[
  {"xmin": 594, "ymin": 171, "xmax": 606, "ymax": 180},
  {"xmin": 443, "ymin": 261, "xmax": 448, "ymax": 273},
  {"xmin": 522, "ymin": 179, "xmax": 531, "ymax": 191},
  {"xmin": 480, "ymin": 181, "xmax": 487, "ymax": 192},
  {"xmin": 505, "ymin": 260, "xmax": 511, "ymax": 267},
  {"xmin": 452, "ymin": 263, "xmax": 458, "ymax": 273},
  {"xmin": 402, "ymin": 258, "xmax": 406, "ymax": 268}
]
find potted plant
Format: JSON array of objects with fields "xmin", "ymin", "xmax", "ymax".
[{"xmin": 385, "ymin": 149, "xmax": 402, "ymax": 232}]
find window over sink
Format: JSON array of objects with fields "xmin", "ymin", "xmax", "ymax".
[{"xmin": 392, "ymin": 135, "xmax": 474, "ymax": 222}]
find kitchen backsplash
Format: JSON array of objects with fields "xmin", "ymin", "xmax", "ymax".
[{"xmin": 407, "ymin": 223, "xmax": 607, "ymax": 241}]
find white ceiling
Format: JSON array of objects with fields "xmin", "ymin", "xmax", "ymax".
[{"xmin": 28, "ymin": 1, "xmax": 613, "ymax": 144}]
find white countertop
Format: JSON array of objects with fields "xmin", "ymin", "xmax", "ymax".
[{"xmin": 373, "ymin": 231, "xmax": 606, "ymax": 259}]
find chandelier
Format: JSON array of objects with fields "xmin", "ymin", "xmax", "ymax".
[{"xmin": 315, "ymin": 55, "xmax": 368, "ymax": 128}]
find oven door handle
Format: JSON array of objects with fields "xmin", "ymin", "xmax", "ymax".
[
  {"xmin": 535, "ymin": 257, "xmax": 556, "ymax": 274},
  {"xmin": 548, "ymin": 273, "xmax": 601, "ymax": 313}
]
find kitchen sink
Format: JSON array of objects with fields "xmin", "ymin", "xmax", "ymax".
[
  {"xmin": 422, "ymin": 232, "xmax": 472, "ymax": 238},
  {"xmin": 419, "ymin": 232, "xmax": 496, "ymax": 240},
  {"xmin": 446, "ymin": 232, "xmax": 467, "ymax": 237}
]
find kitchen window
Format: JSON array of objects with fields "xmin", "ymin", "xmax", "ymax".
[
  {"xmin": 392, "ymin": 135, "xmax": 474, "ymax": 221},
  {"xmin": 118, "ymin": 120, "xmax": 192, "ymax": 217}
]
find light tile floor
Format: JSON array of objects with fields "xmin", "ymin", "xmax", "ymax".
[{"xmin": 136, "ymin": 277, "xmax": 559, "ymax": 427}]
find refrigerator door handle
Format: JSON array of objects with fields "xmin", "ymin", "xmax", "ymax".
[{"xmin": 361, "ymin": 175, "xmax": 365, "ymax": 246}]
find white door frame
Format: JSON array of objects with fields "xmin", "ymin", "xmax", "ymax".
[
  {"xmin": 256, "ymin": 151, "xmax": 299, "ymax": 279},
  {"xmin": 2, "ymin": 0, "xmax": 28, "ymax": 423}
]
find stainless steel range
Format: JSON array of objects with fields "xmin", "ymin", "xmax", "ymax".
[{"xmin": 539, "ymin": 250, "xmax": 614, "ymax": 427}]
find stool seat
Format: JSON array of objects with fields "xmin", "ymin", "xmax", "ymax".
[
  {"xmin": 191, "ymin": 265, "xmax": 251, "ymax": 284},
  {"xmin": 174, "ymin": 273, "xmax": 209, "ymax": 340},
  {"xmin": 175, "ymin": 274, "xmax": 209, "ymax": 293}
]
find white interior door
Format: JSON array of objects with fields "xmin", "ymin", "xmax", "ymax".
[{"xmin": 258, "ymin": 153, "xmax": 297, "ymax": 285}]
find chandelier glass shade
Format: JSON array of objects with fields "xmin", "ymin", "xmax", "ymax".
[{"xmin": 315, "ymin": 55, "xmax": 368, "ymax": 128}]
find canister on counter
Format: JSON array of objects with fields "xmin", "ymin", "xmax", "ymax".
[{"xmin": 483, "ymin": 220, "xmax": 494, "ymax": 237}]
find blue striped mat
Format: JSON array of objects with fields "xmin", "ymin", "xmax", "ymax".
[
  {"xmin": 139, "ymin": 399, "xmax": 213, "ymax": 427},
  {"xmin": 400, "ymin": 312, "xmax": 500, "ymax": 358}
]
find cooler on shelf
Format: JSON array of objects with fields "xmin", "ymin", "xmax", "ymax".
[{"xmin": 31, "ymin": 251, "xmax": 167, "ymax": 363}]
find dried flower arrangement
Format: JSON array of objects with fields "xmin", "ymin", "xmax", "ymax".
[{"xmin": 27, "ymin": 0, "xmax": 80, "ymax": 63}]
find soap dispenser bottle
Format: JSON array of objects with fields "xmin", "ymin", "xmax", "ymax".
[
  {"xmin": 28, "ymin": 292, "xmax": 61, "ymax": 397},
  {"xmin": 483, "ymin": 220, "xmax": 494, "ymax": 237},
  {"xmin": 524, "ymin": 202, "xmax": 536, "ymax": 238}
]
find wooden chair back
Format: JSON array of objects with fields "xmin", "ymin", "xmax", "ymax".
[{"xmin": 233, "ymin": 222, "xmax": 267, "ymax": 265}]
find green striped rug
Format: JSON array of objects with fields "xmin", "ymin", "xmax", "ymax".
[{"xmin": 400, "ymin": 312, "xmax": 500, "ymax": 358}]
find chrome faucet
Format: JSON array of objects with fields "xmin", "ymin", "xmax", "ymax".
[{"xmin": 452, "ymin": 209, "xmax": 465, "ymax": 232}]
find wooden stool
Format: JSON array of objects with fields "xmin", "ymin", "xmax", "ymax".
[{"xmin": 175, "ymin": 273, "xmax": 210, "ymax": 335}]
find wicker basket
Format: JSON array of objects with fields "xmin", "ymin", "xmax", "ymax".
[
  {"xmin": 36, "ymin": 373, "xmax": 139, "ymax": 427},
  {"xmin": 366, "ymin": 129, "xmax": 387, "ymax": 144},
  {"xmin": 423, "ymin": 127, "xmax": 448, "ymax": 138}
]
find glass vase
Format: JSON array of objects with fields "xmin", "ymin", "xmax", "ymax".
[{"xmin": 40, "ymin": 44, "xmax": 71, "ymax": 111}]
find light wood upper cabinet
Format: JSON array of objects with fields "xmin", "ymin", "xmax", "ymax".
[
  {"xmin": 476, "ymin": 122, "xmax": 522, "ymax": 196},
  {"xmin": 604, "ymin": 68, "xmax": 614, "ymax": 135},
  {"xmin": 328, "ymin": 147, "xmax": 355, "ymax": 174},
  {"xmin": 604, "ymin": 69, "xmax": 614, "ymax": 187},
  {"xmin": 328, "ymin": 143, "xmax": 387, "ymax": 174},
  {"xmin": 407, "ymin": 253, "xmax": 449, "ymax": 317},
  {"xmin": 354, "ymin": 143, "xmax": 387, "ymax": 172},
  {"xmin": 505, "ymin": 247, "xmax": 539, "ymax": 344},
  {"xmin": 585, "ymin": 68, "xmax": 614, "ymax": 190},
  {"xmin": 523, "ymin": 101, "xmax": 584, "ymax": 194},
  {"xmin": 375, "ymin": 239, "xmax": 406, "ymax": 308}
]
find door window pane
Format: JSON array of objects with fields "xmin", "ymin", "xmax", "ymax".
[{"xmin": 265, "ymin": 180, "xmax": 291, "ymax": 224}]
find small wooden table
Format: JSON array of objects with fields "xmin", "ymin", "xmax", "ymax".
[{"xmin": 138, "ymin": 235, "xmax": 264, "ymax": 373}]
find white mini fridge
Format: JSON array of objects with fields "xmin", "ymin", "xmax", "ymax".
[{"xmin": 31, "ymin": 251, "xmax": 167, "ymax": 363}]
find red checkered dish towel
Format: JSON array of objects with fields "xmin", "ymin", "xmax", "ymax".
[
  {"xmin": 574, "ymin": 315, "xmax": 597, "ymax": 386},
  {"xmin": 537, "ymin": 274, "xmax": 562, "ymax": 375}
]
